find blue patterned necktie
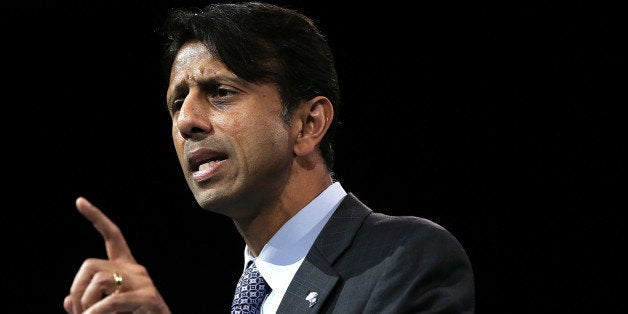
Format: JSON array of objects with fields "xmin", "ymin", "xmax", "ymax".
[{"xmin": 231, "ymin": 261, "xmax": 272, "ymax": 314}]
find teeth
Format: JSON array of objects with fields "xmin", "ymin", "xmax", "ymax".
[{"xmin": 198, "ymin": 161, "xmax": 216, "ymax": 171}]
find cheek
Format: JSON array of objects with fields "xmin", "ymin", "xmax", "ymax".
[
  {"xmin": 268, "ymin": 123, "xmax": 292, "ymax": 146},
  {"xmin": 172, "ymin": 126, "xmax": 186, "ymax": 161},
  {"xmin": 216, "ymin": 111, "xmax": 253, "ymax": 139},
  {"xmin": 223, "ymin": 110, "xmax": 288, "ymax": 154},
  {"xmin": 246, "ymin": 119, "xmax": 292, "ymax": 156}
]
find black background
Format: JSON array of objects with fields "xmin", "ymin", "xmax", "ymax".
[{"xmin": 4, "ymin": 0, "xmax": 626, "ymax": 313}]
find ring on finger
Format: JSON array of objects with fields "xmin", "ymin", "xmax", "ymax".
[{"xmin": 112, "ymin": 272, "xmax": 124, "ymax": 294}]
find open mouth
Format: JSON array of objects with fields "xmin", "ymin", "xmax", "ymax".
[{"xmin": 189, "ymin": 153, "xmax": 228, "ymax": 171}]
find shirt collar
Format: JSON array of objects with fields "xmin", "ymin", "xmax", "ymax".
[{"xmin": 242, "ymin": 182, "xmax": 347, "ymax": 293}]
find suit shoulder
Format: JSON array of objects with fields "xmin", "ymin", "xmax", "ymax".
[
  {"xmin": 345, "ymin": 194, "xmax": 448, "ymax": 233},
  {"xmin": 367, "ymin": 212, "xmax": 450, "ymax": 235},
  {"xmin": 363, "ymin": 212, "xmax": 465, "ymax": 251},
  {"xmin": 335, "ymin": 194, "xmax": 468, "ymax": 257}
]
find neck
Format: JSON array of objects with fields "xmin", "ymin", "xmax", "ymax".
[{"xmin": 234, "ymin": 162, "xmax": 333, "ymax": 256}]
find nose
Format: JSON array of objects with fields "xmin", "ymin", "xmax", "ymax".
[{"xmin": 176, "ymin": 93, "xmax": 212, "ymax": 140}]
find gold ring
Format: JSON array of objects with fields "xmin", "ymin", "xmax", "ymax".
[{"xmin": 112, "ymin": 272, "xmax": 124, "ymax": 294}]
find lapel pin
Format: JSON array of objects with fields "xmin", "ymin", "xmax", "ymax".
[{"xmin": 306, "ymin": 291, "xmax": 318, "ymax": 307}]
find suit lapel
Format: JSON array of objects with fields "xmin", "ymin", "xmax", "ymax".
[
  {"xmin": 276, "ymin": 193, "xmax": 372, "ymax": 313},
  {"xmin": 275, "ymin": 249, "xmax": 337, "ymax": 313}
]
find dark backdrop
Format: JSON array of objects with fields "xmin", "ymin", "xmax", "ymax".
[{"xmin": 5, "ymin": 0, "xmax": 625, "ymax": 313}]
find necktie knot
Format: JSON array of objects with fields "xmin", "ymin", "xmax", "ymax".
[{"xmin": 231, "ymin": 262, "xmax": 271, "ymax": 314}]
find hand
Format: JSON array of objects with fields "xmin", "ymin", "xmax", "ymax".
[{"xmin": 64, "ymin": 197, "xmax": 171, "ymax": 314}]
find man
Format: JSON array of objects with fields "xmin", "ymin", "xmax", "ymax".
[{"xmin": 64, "ymin": 2, "xmax": 475, "ymax": 313}]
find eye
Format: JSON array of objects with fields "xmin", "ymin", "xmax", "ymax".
[
  {"xmin": 170, "ymin": 99, "xmax": 184, "ymax": 114},
  {"xmin": 208, "ymin": 86, "xmax": 238, "ymax": 108},
  {"xmin": 213, "ymin": 87, "xmax": 236, "ymax": 98}
]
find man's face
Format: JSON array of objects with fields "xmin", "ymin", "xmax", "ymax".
[{"xmin": 166, "ymin": 41, "xmax": 294, "ymax": 219}]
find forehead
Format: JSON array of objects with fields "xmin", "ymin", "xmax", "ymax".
[
  {"xmin": 174, "ymin": 41, "xmax": 211, "ymax": 65},
  {"xmin": 169, "ymin": 41, "xmax": 227, "ymax": 83}
]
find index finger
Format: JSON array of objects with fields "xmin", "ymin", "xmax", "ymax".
[{"xmin": 76, "ymin": 196, "xmax": 136, "ymax": 263}]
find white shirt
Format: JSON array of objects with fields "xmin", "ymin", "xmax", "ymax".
[{"xmin": 240, "ymin": 182, "xmax": 347, "ymax": 314}]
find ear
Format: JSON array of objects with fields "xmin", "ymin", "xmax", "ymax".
[{"xmin": 293, "ymin": 96, "xmax": 334, "ymax": 156}]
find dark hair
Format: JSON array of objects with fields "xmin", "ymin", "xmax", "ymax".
[{"xmin": 161, "ymin": 1, "xmax": 340, "ymax": 171}]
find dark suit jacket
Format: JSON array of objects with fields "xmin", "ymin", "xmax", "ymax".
[{"xmin": 276, "ymin": 193, "xmax": 475, "ymax": 313}]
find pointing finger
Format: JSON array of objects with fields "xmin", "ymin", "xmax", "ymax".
[{"xmin": 76, "ymin": 196, "xmax": 136, "ymax": 263}]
